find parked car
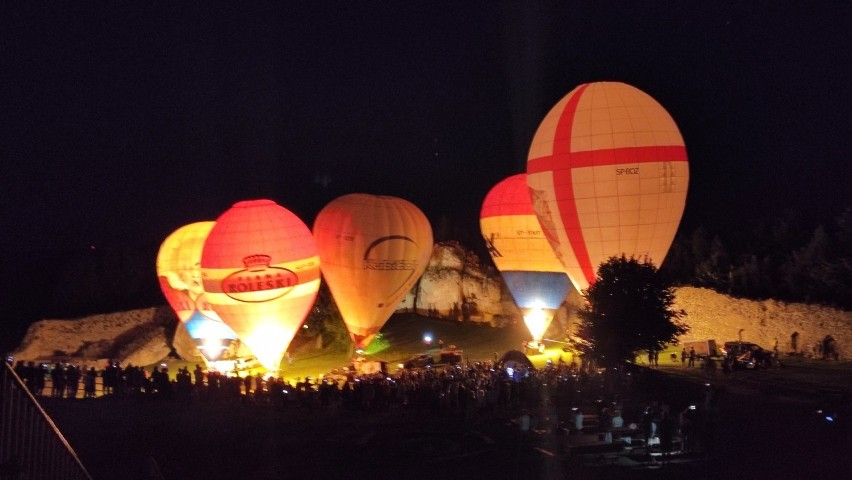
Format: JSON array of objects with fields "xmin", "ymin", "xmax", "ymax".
[
  {"xmin": 403, "ymin": 353, "xmax": 434, "ymax": 369},
  {"xmin": 722, "ymin": 341, "xmax": 778, "ymax": 369}
]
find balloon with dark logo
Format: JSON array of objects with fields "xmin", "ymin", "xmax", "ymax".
[{"xmin": 313, "ymin": 194, "xmax": 433, "ymax": 350}]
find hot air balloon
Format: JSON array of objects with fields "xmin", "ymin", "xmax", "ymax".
[
  {"xmin": 480, "ymin": 174, "xmax": 572, "ymax": 350},
  {"xmin": 200, "ymin": 199, "xmax": 321, "ymax": 370},
  {"xmin": 156, "ymin": 222, "xmax": 238, "ymax": 362},
  {"xmin": 526, "ymin": 81, "xmax": 689, "ymax": 292},
  {"xmin": 313, "ymin": 194, "xmax": 433, "ymax": 350}
]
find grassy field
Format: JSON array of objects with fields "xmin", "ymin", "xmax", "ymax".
[{"xmin": 158, "ymin": 313, "xmax": 571, "ymax": 382}]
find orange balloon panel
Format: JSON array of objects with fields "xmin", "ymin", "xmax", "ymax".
[
  {"xmin": 156, "ymin": 221, "xmax": 216, "ymax": 322},
  {"xmin": 480, "ymin": 174, "xmax": 565, "ymax": 274},
  {"xmin": 313, "ymin": 194, "xmax": 433, "ymax": 349},
  {"xmin": 200, "ymin": 199, "xmax": 321, "ymax": 370},
  {"xmin": 481, "ymin": 174, "xmax": 572, "ymax": 343},
  {"xmin": 527, "ymin": 82, "xmax": 689, "ymax": 292}
]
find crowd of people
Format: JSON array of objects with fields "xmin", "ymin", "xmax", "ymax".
[
  {"xmin": 11, "ymin": 360, "xmax": 168, "ymax": 400},
  {"xmin": 8, "ymin": 353, "xmax": 719, "ymax": 462}
]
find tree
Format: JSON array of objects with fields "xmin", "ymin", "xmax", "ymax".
[
  {"xmin": 299, "ymin": 281, "xmax": 349, "ymax": 350},
  {"xmin": 695, "ymin": 235, "xmax": 731, "ymax": 291},
  {"xmin": 780, "ymin": 225, "xmax": 831, "ymax": 302},
  {"xmin": 575, "ymin": 255, "xmax": 689, "ymax": 367},
  {"xmin": 826, "ymin": 208, "xmax": 852, "ymax": 308}
]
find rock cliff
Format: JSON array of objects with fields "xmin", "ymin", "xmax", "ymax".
[{"xmin": 12, "ymin": 243, "xmax": 851, "ymax": 365}]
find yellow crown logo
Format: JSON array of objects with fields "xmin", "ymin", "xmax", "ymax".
[{"xmin": 242, "ymin": 254, "xmax": 272, "ymax": 271}]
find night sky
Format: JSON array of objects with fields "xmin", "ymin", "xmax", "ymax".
[{"xmin": 1, "ymin": 2, "xmax": 850, "ymax": 333}]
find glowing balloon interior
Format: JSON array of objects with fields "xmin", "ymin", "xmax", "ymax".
[
  {"xmin": 526, "ymin": 81, "xmax": 689, "ymax": 292},
  {"xmin": 156, "ymin": 222, "xmax": 216, "ymax": 321},
  {"xmin": 156, "ymin": 221, "xmax": 238, "ymax": 362},
  {"xmin": 523, "ymin": 305, "xmax": 550, "ymax": 345},
  {"xmin": 313, "ymin": 193, "xmax": 433, "ymax": 350},
  {"xmin": 200, "ymin": 199, "xmax": 321, "ymax": 370},
  {"xmin": 480, "ymin": 174, "xmax": 571, "ymax": 342},
  {"xmin": 184, "ymin": 309, "xmax": 238, "ymax": 361}
]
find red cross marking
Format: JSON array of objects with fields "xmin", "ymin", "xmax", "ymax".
[{"xmin": 527, "ymin": 84, "xmax": 687, "ymax": 286}]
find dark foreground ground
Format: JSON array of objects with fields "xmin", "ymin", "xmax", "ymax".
[{"xmin": 42, "ymin": 366, "xmax": 852, "ymax": 480}]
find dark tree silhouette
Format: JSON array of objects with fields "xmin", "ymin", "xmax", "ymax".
[
  {"xmin": 300, "ymin": 281, "xmax": 349, "ymax": 350},
  {"xmin": 575, "ymin": 255, "xmax": 689, "ymax": 367},
  {"xmin": 661, "ymin": 205, "xmax": 851, "ymax": 309}
]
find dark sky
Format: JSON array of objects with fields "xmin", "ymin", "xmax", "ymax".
[{"xmin": 1, "ymin": 2, "xmax": 850, "ymax": 322}]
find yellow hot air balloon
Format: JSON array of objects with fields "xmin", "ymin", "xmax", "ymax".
[
  {"xmin": 313, "ymin": 194, "xmax": 433, "ymax": 350},
  {"xmin": 480, "ymin": 174, "xmax": 571, "ymax": 346},
  {"xmin": 157, "ymin": 222, "xmax": 214, "ymax": 320},
  {"xmin": 156, "ymin": 222, "xmax": 237, "ymax": 361},
  {"xmin": 526, "ymin": 81, "xmax": 689, "ymax": 292},
  {"xmin": 200, "ymin": 200, "xmax": 321, "ymax": 371}
]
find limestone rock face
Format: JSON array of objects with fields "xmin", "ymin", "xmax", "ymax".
[
  {"xmin": 398, "ymin": 242, "xmax": 504, "ymax": 323},
  {"xmin": 172, "ymin": 322, "xmax": 206, "ymax": 364},
  {"xmin": 428, "ymin": 243, "xmax": 465, "ymax": 271},
  {"xmin": 13, "ymin": 306, "xmax": 177, "ymax": 366},
  {"xmin": 416, "ymin": 268, "xmax": 462, "ymax": 316},
  {"xmin": 117, "ymin": 331, "xmax": 172, "ymax": 368}
]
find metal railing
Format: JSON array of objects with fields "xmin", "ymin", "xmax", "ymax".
[{"xmin": 0, "ymin": 362, "xmax": 93, "ymax": 480}]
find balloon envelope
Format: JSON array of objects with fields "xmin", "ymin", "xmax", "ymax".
[
  {"xmin": 183, "ymin": 309, "xmax": 238, "ymax": 361},
  {"xmin": 156, "ymin": 222, "xmax": 216, "ymax": 321},
  {"xmin": 313, "ymin": 194, "xmax": 433, "ymax": 349},
  {"xmin": 480, "ymin": 174, "xmax": 571, "ymax": 341},
  {"xmin": 526, "ymin": 81, "xmax": 689, "ymax": 292},
  {"xmin": 200, "ymin": 200, "xmax": 321, "ymax": 370},
  {"xmin": 156, "ymin": 222, "xmax": 237, "ymax": 362}
]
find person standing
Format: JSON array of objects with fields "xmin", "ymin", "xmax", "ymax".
[
  {"xmin": 243, "ymin": 374, "xmax": 252, "ymax": 396},
  {"xmin": 51, "ymin": 363, "xmax": 66, "ymax": 398},
  {"xmin": 66, "ymin": 365, "xmax": 81, "ymax": 399},
  {"xmin": 84, "ymin": 367, "xmax": 97, "ymax": 398},
  {"xmin": 688, "ymin": 347, "xmax": 696, "ymax": 367},
  {"xmin": 681, "ymin": 348, "xmax": 687, "ymax": 367},
  {"xmin": 658, "ymin": 405, "xmax": 677, "ymax": 463},
  {"xmin": 35, "ymin": 364, "xmax": 47, "ymax": 396},
  {"xmin": 641, "ymin": 405, "xmax": 657, "ymax": 453}
]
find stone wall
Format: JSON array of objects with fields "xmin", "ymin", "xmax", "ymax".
[{"xmin": 674, "ymin": 286, "xmax": 852, "ymax": 356}]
